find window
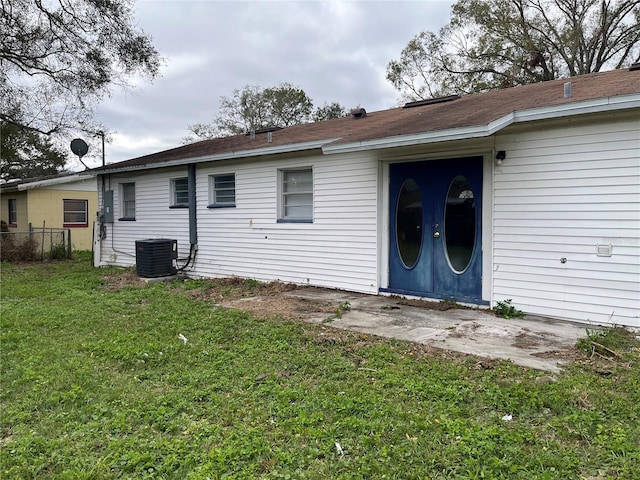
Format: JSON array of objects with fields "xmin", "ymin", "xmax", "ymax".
[
  {"xmin": 209, "ymin": 174, "xmax": 236, "ymax": 207},
  {"xmin": 171, "ymin": 177, "xmax": 189, "ymax": 207},
  {"xmin": 120, "ymin": 183, "xmax": 136, "ymax": 220},
  {"xmin": 279, "ymin": 168, "xmax": 313, "ymax": 222},
  {"xmin": 8, "ymin": 199, "xmax": 17, "ymax": 225},
  {"xmin": 63, "ymin": 199, "xmax": 88, "ymax": 227}
]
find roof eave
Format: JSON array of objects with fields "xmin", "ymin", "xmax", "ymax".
[
  {"xmin": 15, "ymin": 172, "xmax": 96, "ymax": 191},
  {"xmin": 322, "ymin": 93, "xmax": 640, "ymax": 155},
  {"xmin": 513, "ymin": 93, "xmax": 640, "ymax": 124},
  {"xmin": 96, "ymin": 138, "xmax": 342, "ymax": 175}
]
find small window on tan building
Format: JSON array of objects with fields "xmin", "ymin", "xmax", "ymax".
[
  {"xmin": 63, "ymin": 199, "xmax": 89, "ymax": 227},
  {"xmin": 8, "ymin": 199, "xmax": 17, "ymax": 226}
]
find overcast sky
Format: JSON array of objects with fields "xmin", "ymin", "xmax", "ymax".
[{"xmin": 84, "ymin": 0, "xmax": 454, "ymax": 168}]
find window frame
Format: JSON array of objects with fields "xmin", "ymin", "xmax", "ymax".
[
  {"xmin": 278, "ymin": 167, "xmax": 313, "ymax": 223},
  {"xmin": 63, "ymin": 199, "xmax": 89, "ymax": 227},
  {"xmin": 7, "ymin": 198, "xmax": 18, "ymax": 227},
  {"xmin": 119, "ymin": 182, "xmax": 136, "ymax": 221},
  {"xmin": 8, "ymin": 199, "xmax": 17, "ymax": 226},
  {"xmin": 208, "ymin": 173, "xmax": 236, "ymax": 208},
  {"xmin": 170, "ymin": 177, "xmax": 189, "ymax": 208}
]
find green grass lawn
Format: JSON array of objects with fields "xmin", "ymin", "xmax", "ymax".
[{"xmin": 1, "ymin": 255, "xmax": 638, "ymax": 479}]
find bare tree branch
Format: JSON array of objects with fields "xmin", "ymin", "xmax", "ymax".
[
  {"xmin": 1, "ymin": 0, "xmax": 162, "ymax": 138},
  {"xmin": 387, "ymin": 0, "xmax": 640, "ymax": 100}
]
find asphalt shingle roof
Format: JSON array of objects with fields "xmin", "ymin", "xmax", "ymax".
[{"xmin": 94, "ymin": 68, "xmax": 640, "ymax": 172}]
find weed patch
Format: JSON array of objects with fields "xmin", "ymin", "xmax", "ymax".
[
  {"xmin": 577, "ymin": 327, "xmax": 639, "ymax": 366},
  {"xmin": 493, "ymin": 299, "xmax": 525, "ymax": 319}
]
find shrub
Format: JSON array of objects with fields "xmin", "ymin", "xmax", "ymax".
[
  {"xmin": 49, "ymin": 243, "xmax": 69, "ymax": 260},
  {"xmin": 0, "ymin": 233, "xmax": 39, "ymax": 262}
]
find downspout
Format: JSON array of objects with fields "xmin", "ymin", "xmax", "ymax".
[
  {"xmin": 188, "ymin": 163, "xmax": 197, "ymax": 246},
  {"xmin": 178, "ymin": 163, "xmax": 198, "ymax": 271}
]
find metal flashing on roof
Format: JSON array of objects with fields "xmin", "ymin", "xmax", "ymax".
[
  {"xmin": 245, "ymin": 126, "xmax": 283, "ymax": 136},
  {"xmin": 403, "ymin": 95, "xmax": 460, "ymax": 108}
]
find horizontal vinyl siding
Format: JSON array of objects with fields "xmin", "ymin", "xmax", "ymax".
[
  {"xmin": 493, "ymin": 114, "xmax": 640, "ymax": 327},
  {"xmin": 99, "ymin": 168, "xmax": 191, "ymax": 267},
  {"xmin": 192, "ymin": 152, "xmax": 379, "ymax": 293}
]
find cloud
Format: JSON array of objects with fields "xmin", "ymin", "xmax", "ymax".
[
  {"xmin": 105, "ymin": 131, "xmax": 176, "ymax": 165},
  {"xmin": 95, "ymin": 0, "xmax": 454, "ymax": 163}
]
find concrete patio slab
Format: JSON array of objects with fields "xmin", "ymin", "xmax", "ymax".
[{"xmin": 283, "ymin": 289, "xmax": 591, "ymax": 373}]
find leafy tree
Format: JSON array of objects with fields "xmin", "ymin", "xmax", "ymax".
[
  {"xmin": 1, "ymin": 122, "xmax": 67, "ymax": 182},
  {"xmin": 387, "ymin": 0, "xmax": 640, "ymax": 100},
  {"xmin": 186, "ymin": 84, "xmax": 350, "ymax": 142},
  {"xmin": 187, "ymin": 83, "xmax": 314, "ymax": 140},
  {"xmin": 262, "ymin": 84, "xmax": 314, "ymax": 130},
  {"xmin": 0, "ymin": 0, "xmax": 162, "ymax": 136},
  {"xmin": 312, "ymin": 102, "xmax": 349, "ymax": 122}
]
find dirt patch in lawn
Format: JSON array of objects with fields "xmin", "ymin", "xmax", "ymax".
[
  {"xmin": 222, "ymin": 295, "xmax": 339, "ymax": 321},
  {"xmin": 100, "ymin": 272, "xmax": 593, "ymax": 371},
  {"xmin": 100, "ymin": 268, "xmax": 146, "ymax": 290},
  {"xmin": 101, "ymin": 272, "xmax": 337, "ymax": 321},
  {"xmin": 101, "ymin": 272, "xmax": 476, "ymax": 321}
]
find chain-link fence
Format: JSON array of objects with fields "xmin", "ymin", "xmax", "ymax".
[{"xmin": 0, "ymin": 226, "xmax": 72, "ymax": 262}]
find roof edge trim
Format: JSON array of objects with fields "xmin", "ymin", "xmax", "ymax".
[
  {"xmin": 322, "ymin": 115, "xmax": 515, "ymax": 155},
  {"xmin": 16, "ymin": 172, "xmax": 95, "ymax": 191},
  {"xmin": 96, "ymin": 138, "xmax": 341, "ymax": 175},
  {"xmin": 512, "ymin": 93, "xmax": 640, "ymax": 123},
  {"xmin": 322, "ymin": 94, "xmax": 640, "ymax": 155}
]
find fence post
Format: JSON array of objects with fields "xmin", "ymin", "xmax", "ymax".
[
  {"xmin": 41, "ymin": 221, "xmax": 46, "ymax": 259},
  {"xmin": 67, "ymin": 229, "xmax": 72, "ymax": 257}
]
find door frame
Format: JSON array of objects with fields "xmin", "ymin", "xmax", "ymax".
[{"xmin": 378, "ymin": 151, "xmax": 493, "ymax": 304}]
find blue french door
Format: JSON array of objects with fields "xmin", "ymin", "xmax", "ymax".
[{"xmin": 388, "ymin": 157, "xmax": 483, "ymax": 302}]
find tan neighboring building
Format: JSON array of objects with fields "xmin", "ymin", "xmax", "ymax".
[{"xmin": 1, "ymin": 173, "xmax": 98, "ymax": 251}]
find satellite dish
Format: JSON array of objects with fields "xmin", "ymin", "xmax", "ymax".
[
  {"xmin": 70, "ymin": 138, "xmax": 90, "ymax": 169},
  {"xmin": 70, "ymin": 138, "xmax": 89, "ymax": 157}
]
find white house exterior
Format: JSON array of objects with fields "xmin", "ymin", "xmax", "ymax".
[{"xmin": 93, "ymin": 68, "xmax": 640, "ymax": 327}]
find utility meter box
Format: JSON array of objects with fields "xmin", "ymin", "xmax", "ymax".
[
  {"xmin": 103, "ymin": 190, "xmax": 114, "ymax": 223},
  {"xmin": 135, "ymin": 239, "xmax": 178, "ymax": 278}
]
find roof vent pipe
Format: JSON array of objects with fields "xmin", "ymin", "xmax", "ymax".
[
  {"xmin": 350, "ymin": 107, "xmax": 367, "ymax": 119},
  {"xmin": 564, "ymin": 82, "xmax": 572, "ymax": 98},
  {"xmin": 267, "ymin": 131, "xmax": 273, "ymax": 143}
]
